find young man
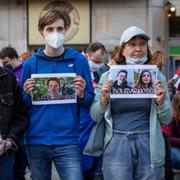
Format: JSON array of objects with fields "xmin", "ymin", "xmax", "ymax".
[
  {"xmin": 22, "ymin": 9, "xmax": 94, "ymax": 180},
  {"xmin": 45, "ymin": 78, "xmax": 61, "ymax": 100},
  {"xmin": 0, "ymin": 46, "xmax": 29, "ymax": 180},
  {"xmin": 112, "ymin": 69, "xmax": 132, "ymax": 90},
  {"xmin": 0, "ymin": 47, "xmax": 23, "ymax": 82},
  {"xmin": 0, "ymin": 66, "xmax": 28, "ymax": 180}
]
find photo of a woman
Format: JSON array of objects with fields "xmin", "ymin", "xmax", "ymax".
[{"xmin": 135, "ymin": 70, "xmax": 153, "ymax": 88}]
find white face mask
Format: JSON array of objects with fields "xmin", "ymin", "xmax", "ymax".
[
  {"xmin": 126, "ymin": 55, "xmax": 148, "ymax": 65},
  {"xmin": 88, "ymin": 60, "xmax": 103, "ymax": 72},
  {"xmin": 44, "ymin": 32, "xmax": 65, "ymax": 49}
]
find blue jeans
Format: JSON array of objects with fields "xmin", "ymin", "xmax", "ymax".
[
  {"xmin": 26, "ymin": 144, "xmax": 82, "ymax": 180},
  {"xmin": 103, "ymin": 130, "xmax": 162, "ymax": 180},
  {"xmin": 94, "ymin": 156, "xmax": 104, "ymax": 179},
  {"xmin": 171, "ymin": 147, "xmax": 180, "ymax": 169},
  {"xmin": 0, "ymin": 153, "xmax": 14, "ymax": 180}
]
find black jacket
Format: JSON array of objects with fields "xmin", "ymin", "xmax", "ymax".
[
  {"xmin": 112, "ymin": 80, "xmax": 132, "ymax": 89},
  {"xmin": 0, "ymin": 67, "xmax": 28, "ymax": 149}
]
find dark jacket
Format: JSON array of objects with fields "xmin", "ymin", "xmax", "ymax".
[
  {"xmin": 169, "ymin": 118, "xmax": 180, "ymax": 148},
  {"xmin": 0, "ymin": 67, "xmax": 28, "ymax": 149},
  {"xmin": 112, "ymin": 80, "xmax": 132, "ymax": 89}
]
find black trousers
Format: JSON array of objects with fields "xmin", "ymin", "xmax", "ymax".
[{"xmin": 163, "ymin": 133, "xmax": 174, "ymax": 180}]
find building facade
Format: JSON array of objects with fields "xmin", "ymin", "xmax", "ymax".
[{"xmin": 0, "ymin": 0, "xmax": 179, "ymax": 78}]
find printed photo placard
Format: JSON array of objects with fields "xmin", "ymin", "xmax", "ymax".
[
  {"xmin": 110, "ymin": 65, "xmax": 157, "ymax": 98},
  {"xmin": 31, "ymin": 73, "xmax": 76, "ymax": 105}
]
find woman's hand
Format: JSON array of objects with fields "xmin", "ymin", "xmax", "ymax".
[
  {"xmin": 23, "ymin": 78, "xmax": 36, "ymax": 96},
  {"xmin": 155, "ymin": 80, "xmax": 166, "ymax": 106},
  {"xmin": 100, "ymin": 79, "xmax": 112, "ymax": 106},
  {"xmin": 73, "ymin": 76, "xmax": 86, "ymax": 99}
]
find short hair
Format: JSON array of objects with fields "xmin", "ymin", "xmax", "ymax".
[
  {"xmin": 38, "ymin": 9, "xmax": 70, "ymax": 31},
  {"xmin": 0, "ymin": 47, "xmax": 18, "ymax": 59},
  {"xmin": 117, "ymin": 70, "xmax": 128, "ymax": 77},
  {"xmin": 85, "ymin": 42, "xmax": 107, "ymax": 55},
  {"xmin": 47, "ymin": 78, "xmax": 60, "ymax": 87}
]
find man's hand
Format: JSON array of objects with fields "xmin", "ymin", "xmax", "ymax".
[
  {"xmin": 23, "ymin": 78, "xmax": 36, "ymax": 96},
  {"xmin": 0, "ymin": 140, "xmax": 12, "ymax": 155},
  {"xmin": 73, "ymin": 76, "xmax": 86, "ymax": 99}
]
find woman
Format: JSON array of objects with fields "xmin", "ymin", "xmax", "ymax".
[
  {"xmin": 135, "ymin": 70, "xmax": 153, "ymax": 88},
  {"xmin": 85, "ymin": 26, "xmax": 173, "ymax": 180}
]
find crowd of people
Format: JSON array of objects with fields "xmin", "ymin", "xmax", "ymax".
[{"xmin": 0, "ymin": 8, "xmax": 179, "ymax": 180}]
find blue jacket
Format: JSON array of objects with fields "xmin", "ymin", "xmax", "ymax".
[{"xmin": 22, "ymin": 48, "xmax": 94, "ymax": 145}]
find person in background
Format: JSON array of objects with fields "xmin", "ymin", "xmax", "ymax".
[
  {"xmin": 151, "ymin": 50, "xmax": 166, "ymax": 71},
  {"xmin": 0, "ymin": 66, "xmax": 28, "ymax": 180},
  {"xmin": 82, "ymin": 46, "xmax": 117, "ymax": 180},
  {"xmin": 0, "ymin": 47, "xmax": 23, "ymax": 82},
  {"xmin": 168, "ymin": 67, "xmax": 180, "ymax": 96},
  {"xmin": 169, "ymin": 93, "xmax": 180, "ymax": 170},
  {"xmin": 151, "ymin": 50, "xmax": 174, "ymax": 180},
  {"xmin": 80, "ymin": 42, "xmax": 107, "ymax": 180},
  {"xmin": 22, "ymin": 9, "xmax": 94, "ymax": 180},
  {"xmin": 84, "ymin": 42, "xmax": 107, "ymax": 88},
  {"xmin": 59, "ymin": 78, "xmax": 75, "ymax": 96},
  {"xmin": 19, "ymin": 51, "xmax": 33, "ymax": 62},
  {"xmin": 85, "ymin": 26, "xmax": 173, "ymax": 180},
  {"xmin": 0, "ymin": 46, "xmax": 29, "ymax": 180},
  {"xmin": 99, "ymin": 46, "xmax": 119, "ymax": 74}
]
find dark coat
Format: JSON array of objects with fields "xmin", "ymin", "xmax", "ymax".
[
  {"xmin": 0, "ymin": 67, "xmax": 28, "ymax": 149},
  {"xmin": 169, "ymin": 118, "xmax": 180, "ymax": 148}
]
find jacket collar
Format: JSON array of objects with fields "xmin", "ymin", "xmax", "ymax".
[{"xmin": 0, "ymin": 67, "xmax": 8, "ymax": 78}]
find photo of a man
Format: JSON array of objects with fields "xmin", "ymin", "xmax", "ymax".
[
  {"xmin": 41, "ymin": 78, "xmax": 61, "ymax": 100},
  {"xmin": 31, "ymin": 73, "xmax": 76, "ymax": 104},
  {"xmin": 60, "ymin": 78, "xmax": 75, "ymax": 96},
  {"xmin": 112, "ymin": 69, "xmax": 132, "ymax": 90}
]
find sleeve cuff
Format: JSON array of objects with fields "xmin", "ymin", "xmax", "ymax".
[{"xmin": 6, "ymin": 138, "xmax": 18, "ymax": 151}]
